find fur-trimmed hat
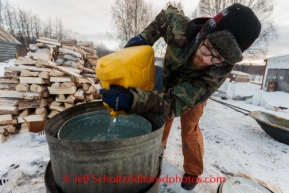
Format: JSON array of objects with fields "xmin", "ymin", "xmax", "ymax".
[{"xmin": 184, "ymin": 3, "xmax": 261, "ymax": 66}]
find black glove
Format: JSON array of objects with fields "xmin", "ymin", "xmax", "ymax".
[
  {"xmin": 125, "ymin": 34, "xmax": 147, "ymax": 48},
  {"xmin": 99, "ymin": 86, "xmax": 133, "ymax": 112}
]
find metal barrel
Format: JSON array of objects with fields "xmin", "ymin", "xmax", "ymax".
[{"xmin": 44, "ymin": 101, "xmax": 164, "ymax": 193}]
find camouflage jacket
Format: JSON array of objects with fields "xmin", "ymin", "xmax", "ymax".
[{"xmin": 128, "ymin": 6, "xmax": 228, "ymax": 119}]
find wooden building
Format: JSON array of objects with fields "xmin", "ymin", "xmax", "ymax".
[{"xmin": 0, "ymin": 27, "xmax": 21, "ymax": 62}]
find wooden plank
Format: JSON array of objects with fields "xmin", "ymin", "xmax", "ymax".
[
  {"xmin": 20, "ymin": 77, "xmax": 46, "ymax": 84},
  {"xmin": 62, "ymin": 82, "xmax": 75, "ymax": 87},
  {"xmin": 50, "ymin": 77, "xmax": 71, "ymax": 82},
  {"xmin": 83, "ymin": 67, "xmax": 95, "ymax": 74},
  {"xmin": 0, "ymin": 114, "xmax": 13, "ymax": 125},
  {"xmin": 18, "ymin": 99, "xmax": 47, "ymax": 110},
  {"xmin": 0, "ymin": 98, "xmax": 21, "ymax": 106},
  {"xmin": 0, "ymin": 90, "xmax": 41, "ymax": 99},
  {"xmin": 47, "ymin": 86, "xmax": 77, "ymax": 94},
  {"xmin": 36, "ymin": 39, "xmax": 61, "ymax": 46},
  {"xmin": 18, "ymin": 65, "xmax": 51, "ymax": 72}
]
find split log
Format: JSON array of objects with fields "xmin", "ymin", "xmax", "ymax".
[
  {"xmin": 55, "ymin": 58, "xmax": 64, "ymax": 65},
  {"xmin": 50, "ymin": 105, "xmax": 65, "ymax": 112},
  {"xmin": 42, "ymin": 92, "xmax": 50, "ymax": 97},
  {"xmin": 83, "ymin": 67, "xmax": 95, "ymax": 74},
  {"xmin": 0, "ymin": 105, "xmax": 19, "ymax": 115},
  {"xmin": 59, "ymin": 48, "xmax": 82, "ymax": 58},
  {"xmin": 14, "ymin": 59, "xmax": 23, "ymax": 65},
  {"xmin": 77, "ymin": 41, "xmax": 93, "ymax": 48},
  {"xmin": 86, "ymin": 55, "xmax": 98, "ymax": 60},
  {"xmin": 38, "ymin": 71, "xmax": 50, "ymax": 79},
  {"xmin": 15, "ymin": 83, "xmax": 30, "ymax": 92},
  {"xmin": 55, "ymin": 94, "xmax": 75, "ymax": 103},
  {"xmin": 36, "ymin": 43, "xmax": 45, "ymax": 47},
  {"xmin": 83, "ymin": 74, "xmax": 97, "ymax": 78},
  {"xmin": 0, "ymin": 78, "xmax": 19, "ymax": 84},
  {"xmin": 51, "ymin": 83, "xmax": 61, "ymax": 88},
  {"xmin": 62, "ymin": 54, "xmax": 79, "ymax": 61},
  {"xmin": 49, "ymin": 69, "xmax": 65, "ymax": 77},
  {"xmin": 48, "ymin": 111, "xmax": 59, "ymax": 118},
  {"xmin": 60, "ymin": 40, "xmax": 77, "ymax": 47},
  {"xmin": 86, "ymin": 85, "xmax": 96, "ymax": 94},
  {"xmin": 74, "ymin": 88, "xmax": 85, "ymax": 100},
  {"xmin": 4, "ymin": 71, "xmax": 19, "ymax": 79},
  {"xmin": 22, "ymin": 57, "xmax": 36, "ymax": 65},
  {"xmin": 86, "ymin": 94, "xmax": 93, "ymax": 102},
  {"xmin": 0, "ymin": 134, "xmax": 5, "ymax": 143},
  {"xmin": 51, "ymin": 101, "xmax": 62, "ymax": 106},
  {"xmin": 19, "ymin": 113, "xmax": 47, "ymax": 123},
  {"xmin": 28, "ymin": 52, "xmax": 51, "ymax": 61},
  {"xmin": 82, "ymin": 83, "xmax": 90, "ymax": 92},
  {"xmin": 35, "ymin": 107, "xmax": 47, "ymax": 115},
  {"xmin": 5, "ymin": 66, "xmax": 22, "ymax": 72},
  {"xmin": 62, "ymin": 82, "xmax": 75, "ymax": 87},
  {"xmin": 63, "ymin": 60, "xmax": 77, "ymax": 67},
  {"xmin": 20, "ymin": 77, "xmax": 47, "ymax": 84},
  {"xmin": 20, "ymin": 69, "xmax": 39, "ymax": 77},
  {"xmin": 0, "ymin": 128, "xmax": 8, "ymax": 136},
  {"xmin": 80, "ymin": 46, "xmax": 96, "ymax": 54},
  {"xmin": 0, "ymin": 114, "xmax": 17, "ymax": 125},
  {"xmin": 64, "ymin": 103, "xmax": 74, "ymax": 109},
  {"xmin": 0, "ymin": 83, "xmax": 17, "ymax": 90},
  {"xmin": 0, "ymin": 98, "xmax": 21, "ymax": 106},
  {"xmin": 57, "ymin": 94, "xmax": 66, "ymax": 100},
  {"xmin": 47, "ymin": 86, "xmax": 77, "ymax": 94},
  {"xmin": 30, "ymin": 84, "xmax": 47, "ymax": 93},
  {"xmin": 0, "ymin": 125, "xmax": 15, "ymax": 133},
  {"xmin": 18, "ymin": 99, "xmax": 47, "ymax": 110},
  {"xmin": 19, "ymin": 109, "xmax": 31, "ymax": 117},
  {"xmin": 36, "ymin": 58, "xmax": 55, "ymax": 68}
]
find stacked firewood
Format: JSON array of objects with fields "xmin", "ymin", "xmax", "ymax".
[{"xmin": 0, "ymin": 37, "xmax": 103, "ymax": 143}]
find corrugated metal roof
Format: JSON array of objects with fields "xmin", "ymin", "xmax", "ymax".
[{"xmin": 0, "ymin": 27, "xmax": 21, "ymax": 45}]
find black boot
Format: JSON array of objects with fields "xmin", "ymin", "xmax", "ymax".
[{"xmin": 181, "ymin": 173, "xmax": 198, "ymax": 190}]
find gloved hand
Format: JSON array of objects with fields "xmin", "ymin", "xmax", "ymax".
[
  {"xmin": 99, "ymin": 87, "xmax": 133, "ymax": 112},
  {"xmin": 125, "ymin": 34, "xmax": 147, "ymax": 48}
]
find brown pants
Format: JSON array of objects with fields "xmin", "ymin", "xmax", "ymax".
[{"xmin": 162, "ymin": 102, "xmax": 205, "ymax": 176}]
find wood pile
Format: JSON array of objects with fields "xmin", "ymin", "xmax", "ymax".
[{"xmin": 0, "ymin": 37, "xmax": 102, "ymax": 143}]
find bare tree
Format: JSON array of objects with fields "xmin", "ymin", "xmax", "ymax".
[
  {"xmin": 111, "ymin": 0, "xmax": 153, "ymax": 46},
  {"xmin": 165, "ymin": 0, "xmax": 184, "ymax": 10},
  {"xmin": 191, "ymin": 0, "xmax": 277, "ymax": 60}
]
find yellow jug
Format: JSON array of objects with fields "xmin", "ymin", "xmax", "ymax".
[{"xmin": 96, "ymin": 45, "xmax": 155, "ymax": 118}]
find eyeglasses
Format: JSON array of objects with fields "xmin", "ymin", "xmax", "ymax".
[{"xmin": 199, "ymin": 40, "xmax": 225, "ymax": 67}]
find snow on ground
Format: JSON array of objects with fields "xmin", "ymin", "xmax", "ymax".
[{"xmin": 0, "ymin": 64, "xmax": 289, "ymax": 193}]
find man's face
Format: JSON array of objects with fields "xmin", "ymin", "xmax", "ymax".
[{"xmin": 188, "ymin": 38, "xmax": 226, "ymax": 70}]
